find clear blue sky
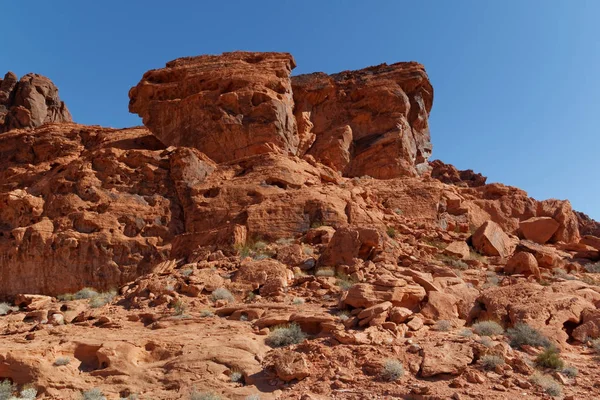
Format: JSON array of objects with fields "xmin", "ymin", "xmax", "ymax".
[{"xmin": 3, "ymin": 1, "xmax": 599, "ymax": 220}]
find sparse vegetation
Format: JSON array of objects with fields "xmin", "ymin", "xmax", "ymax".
[
  {"xmin": 190, "ymin": 391, "xmax": 221, "ymax": 400},
  {"xmin": 434, "ymin": 320, "xmax": 452, "ymax": 331},
  {"xmin": 478, "ymin": 337, "xmax": 494, "ymax": 348},
  {"xmin": 19, "ymin": 387, "xmax": 37, "ymax": 400},
  {"xmin": 459, "ymin": 328, "xmax": 473, "ymax": 337},
  {"xmin": 180, "ymin": 268, "xmax": 194, "ymax": 277},
  {"xmin": 81, "ymin": 388, "xmax": 107, "ymax": 400},
  {"xmin": 393, "ymin": 208, "xmax": 403, "ymax": 215},
  {"xmin": 172, "ymin": 299, "xmax": 187, "ymax": 316},
  {"xmin": 292, "ymin": 297, "xmax": 305, "ymax": 305},
  {"xmin": 507, "ymin": 323, "xmax": 551, "ymax": 349},
  {"xmin": 0, "ymin": 302, "xmax": 17, "ymax": 316},
  {"xmin": 244, "ymin": 395, "xmax": 260, "ymax": 400},
  {"xmin": 381, "ymin": 359, "xmax": 404, "ymax": 381},
  {"xmin": 337, "ymin": 310, "xmax": 351, "ymax": 321},
  {"xmin": 472, "ymin": 320, "xmax": 504, "ymax": 337},
  {"xmin": 54, "ymin": 357, "xmax": 71, "ymax": 366},
  {"xmin": 310, "ymin": 220, "xmax": 326, "ymax": 229},
  {"xmin": 235, "ymin": 238, "xmax": 273, "ymax": 260},
  {"xmin": 482, "ymin": 272, "xmax": 500, "ymax": 288},
  {"xmin": 211, "ymin": 288, "xmax": 234, "ymax": 303},
  {"xmin": 424, "ymin": 239, "xmax": 445, "ymax": 250},
  {"xmin": 536, "ymin": 347, "xmax": 564, "ymax": 369},
  {"xmin": 315, "ymin": 267, "xmax": 335, "ymax": 277},
  {"xmin": 266, "ymin": 323, "xmax": 306, "ymax": 347},
  {"xmin": 591, "ymin": 338, "xmax": 600, "ymax": 353},
  {"xmin": 481, "ymin": 355, "xmax": 505, "ymax": 370},
  {"xmin": 561, "ymin": 366, "xmax": 578, "ymax": 378},
  {"xmin": 530, "ymin": 372, "xmax": 562, "ymax": 396},
  {"xmin": 469, "ymin": 249, "xmax": 486, "ymax": 262},
  {"xmin": 75, "ymin": 287, "xmax": 100, "ymax": 300},
  {"xmin": 89, "ymin": 290, "xmax": 116, "ymax": 308},
  {"xmin": 230, "ymin": 371, "xmax": 243, "ymax": 382},
  {"xmin": 0, "ymin": 380, "xmax": 15, "ymax": 400},
  {"xmin": 584, "ymin": 261, "xmax": 600, "ymax": 273},
  {"xmin": 199, "ymin": 309, "xmax": 214, "ymax": 318},
  {"xmin": 437, "ymin": 254, "xmax": 469, "ymax": 270},
  {"xmin": 386, "ymin": 226, "xmax": 397, "ymax": 238}
]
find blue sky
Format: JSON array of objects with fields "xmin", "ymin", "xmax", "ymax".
[{"xmin": 3, "ymin": 1, "xmax": 599, "ymax": 219}]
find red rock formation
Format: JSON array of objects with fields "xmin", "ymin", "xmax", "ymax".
[
  {"xmin": 0, "ymin": 72, "xmax": 72, "ymax": 133},
  {"xmin": 292, "ymin": 62, "xmax": 434, "ymax": 178},
  {"xmin": 129, "ymin": 52, "xmax": 298, "ymax": 163},
  {"xmin": 429, "ymin": 159, "xmax": 487, "ymax": 187},
  {"xmin": 576, "ymin": 210, "xmax": 600, "ymax": 237}
]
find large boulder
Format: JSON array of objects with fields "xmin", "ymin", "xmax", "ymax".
[
  {"xmin": 0, "ymin": 72, "xmax": 72, "ymax": 133},
  {"xmin": 519, "ymin": 216, "xmax": 559, "ymax": 244},
  {"xmin": 471, "ymin": 220, "xmax": 515, "ymax": 257},
  {"xmin": 292, "ymin": 62, "xmax": 433, "ymax": 178},
  {"xmin": 129, "ymin": 51, "xmax": 298, "ymax": 163},
  {"xmin": 342, "ymin": 282, "xmax": 426, "ymax": 310},
  {"xmin": 505, "ymin": 251, "xmax": 541, "ymax": 280}
]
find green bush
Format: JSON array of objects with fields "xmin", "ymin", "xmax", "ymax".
[
  {"xmin": 507, "ymin": 323, "xmax": 551, "ymax": 349},
  {"xmin": 381, "ymin": 359, "xmax": 404, "ymax": 381},
  {"xmin": 386, "ymin": 227, "xmax": 397, "ymax": 238},
  {"xmin": 536, "ymin": 347, "xmax": 564, "ymax": 369},
  {"xmin": 266, "ymin": 323, "xmax": 306, "ymax": 347},
  {"xmin": 472, "ymin": 321, "xmax": 504, "ymax": 336},
  {"xmin": 481, "ymin": 355, "xmax": 504, "ymax": 370}
]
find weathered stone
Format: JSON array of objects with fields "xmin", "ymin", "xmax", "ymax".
[
  {"xmin": 472, "ymin": 221, "xmax": 515, "ymax": 257},
  {"xmin": 505, "ymin": 251, "xmax": 541, "ymax": 280},
  {"xmin": 420, "ymin": 342, "xmax": 473, "ymax": 377},
  {"xmin": 519, "ymin": 217, "xmax": 560, "ymax": 244}
]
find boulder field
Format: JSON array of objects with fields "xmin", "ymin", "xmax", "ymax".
[{"xmin": 0, "ymin": 51, "xmax": 599, "ymax": 399}]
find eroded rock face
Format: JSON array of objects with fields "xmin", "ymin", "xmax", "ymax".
[
  {"xmin": 129, "ymin": 52, "xmax": 298, "ymax": 163},
  {"xmin": 0, "ymin": 72, "xmax": 72, "ymax": 133},
  {"xmin": 429, "ymin": 159, "xmax": 487, "ymax": 187},
  {"xmin": 292, "ymin": 62, "xmax": 433, "ymax": 178}
]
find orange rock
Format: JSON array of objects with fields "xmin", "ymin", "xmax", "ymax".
[
  {"xmin": 519, "ymin": 216, "xmax": 560, "ymax": 244},
  {"xmin": 342, "ymin": 283, "xmax": 426, "ymax": 310},
  {"xmin": 420, "ymin": 342, "xmax": 473, "ymax": 377},
  {"xmin": 472, "ymin": 221, "xmax": 515, "ymax": 257},
  {"xmin": 420, "ymin": 291, "xmax": 459, "ymax": 320},
  {"xmin": 444, "ymin": 241, "xmax": 470, "ymax": 259},
  {"xmin": 505, "ymin": 251, "xmax": 541, "ymax": 280}
]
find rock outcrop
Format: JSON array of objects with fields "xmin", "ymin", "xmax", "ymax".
[{"xmin": 0, "ymin": 72, "xmax": 72, "ymax": 133}]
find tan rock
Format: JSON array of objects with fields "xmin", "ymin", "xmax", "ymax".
[
  {"xmin": 472, "ymin": 220, "xmax": 515, "ymax": 257},
  {"xmin": 444, "ymin": 241, "xmax": 470, "ymax": 259},
  {"xmin": 505, "ymin": 251, "xmax": 541, "ymax": 280},
  {"xmin": 389, "ymin": 307, "xmax": 413, "ymax": 324},
  {"xmin": 271, "ymin": 350, "xmax": 311, "ymax": 382},
  {"xmin": 420, "ymin": 342, "xmax": 473, "ymax": 377},
  {"xmin": 420, "ymin": 291, "xmax": 459, "ymax": 320},
  {"xmin": 342, "ymin": 283, "xmax": 426, "ymax": 310}
]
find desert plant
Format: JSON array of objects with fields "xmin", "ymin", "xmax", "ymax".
[
  {"xmin": 0, "ymin": 302, "xmax": 17, "ymax": 316},
  {"xmin": 472, "ymin": 320, "xmax": 504, "ymax": 336},
  {"xmin": 172, "ymin": 299, "xmax": 187, "ymax": 316},
  {"xmin": 481, "ymin": 355, "xmax": 505, "ymax": 370},
  {"xmin": 244, "ymin": 395, "xmax": 260, "ymax": 400},
  {"xmin": 394, "ymin": 208, "xmax": 403, "ymax": 215},
  {"xmin": 459, "ymin": 328, "xmax": 473, "ymax": 337},
  {"xmin": 0, "ymin": 380, "xmax": 15, "ymax": 400},
  {"xmin": 74, "ymin": 288, "xmax": 99, "ymax": 300},
  {"xmin": 315, "ymin": 267, "xmax": 335, "ymax": 277},
  {"xmin": 199, "ymin": 309, "xmax": 214, "ymax": 318},
  {"xmin": 530, "ymin": 372, "xmax": 561, "ymax": 396},
  {"xmin": 54, "ymin": 357, "xmax": 71, "ymax": 366},
  {"xmin": 89, "ymin": 290, "xmax": 116, "ymax": 308},
  {"xmin": 592, "ymin": 338, "xmax": 600, "ymax": 353},
  {"xmin": 230, "ymin": 371, "xmax": 243, "ymax": 382},
  {"xmin": 180, "ymin": 268, "xmax": 194, "ymax": 277},
  {"xmin": 381, "ymin": 359, "xmax": 404, "ymax": 381},
  {"xmin": 211, "ymin": 288, "xmax": 234, "ymax": 303},
  {"xmin": 507, "ymin": 323, "xmax": 551, "ymax": 349},
  {"xmin": 190, "ymin": 390, "xmax": 221, "ymax": 400},
  {"xmin": 561, "ymin": 366, "xmax": 578, "ymax": 378},
  {"xmin": 19, "ymin": 387, "xmax": 37, "ymax": 400},
  {"xmin": 386, "ymin": 226, "xmax": 397, "ymax": 238},
  {"xmin": 337, "ymin": 310, "xmax": 351, "ymax": 321},
  {"xmin": 81, "ymin": 388, "xmax": 107, "ymax": 400},
  {"xmin": 584, "ymin": 261, "xmax": 600, "ymax": 273},
  {"xmin": 266, "ymin": 323, "xmax": 306, "ymax": 347},
  {"xmin": 478, "ymin": 337, "xmax": 494, "ymax": 348},
  {"xmin": 335, "ymin": 272, "xmax": 356, "ymax": 291},
  {"xmin": 292, "ymin": 297, "xmax": 305, "ymax": 305},
  {"xmin": 434, "ymin": 320, "xmax": 452, "ymax": 331},
  {"xmin": 536, "ymin": 347, "xmax": 564, "ymax": 369}
]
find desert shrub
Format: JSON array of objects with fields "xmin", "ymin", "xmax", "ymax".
[
  {"xmin": 199, "ymin": 309, "xmax": 214, "ymax": 318},
  {"xmin": 561, "ymin": 366, "xmax": 578, "ymax": 378},
  {"xmin": 266, "ymin": 323, "xmax": 306, "ymax": 347},
  {"xmin": 469, "ymin": 249, "xmax": 486, "ymax": 262},
  {"xmin": 211, "ymin": 288, "xmax": 234, "ymax": 303},
  {"xmin": 275, "ymin": 238, "xmax": 295, "ymax": 246},
  {"xmin": 335, "ymin": 272, "xmax": 356, "ymax": 291},
  {"xmin": 459, "ymin": 328, "xmax": 473, "ymax": 337},
  {"xmin": 244, "ymin": 395, "xmax": 260, "ymax": 400},
  {"xmin": 315, "ymin": 267, "xmax": 335, "ymax": 277},
  {"xmin": 394, "ymin": 208, "xmax": 403, "ymax": 215},
  {"xmin": 481, "ymin": 355, "xmax": 505, "ymax": 370},
  {"xmin": 81, "ymin": 388, "xmax": 107, "ymax": 400},
  {"xmin": 530, "ymin": 372, "xmax": 561, "ymax": 396},
  {"xmin": 190, "ymin": 390, "xmax": 221, "ymax": 400},
  {"xmin": 89, "ymin": 290, "xmax": 116, "ymax": 308},
  {"xmin": 235, "ymin": 239, "xmax": 272, "ymax": 260},
  {"xmin": 19, "ymin": 387, "xmax": 37, "ymax": 399},
  {"xmin": 230, "ymin": 371, "xmax": 243, "ymax": 382},
  {"xmin": 54, "ymin": 357, "xmax": 71, "ymax": 366},
  {"xmin": 584, "ymin": 261, "xmax": 600, "ymax": 273},
  {"xmin": 180, "ymin": 268, "xmax": 194, "ymax": 277},
  {"xmin": 0, "ymin": 380, "xmax": 15, "ymax": 400},
  {"xmin": 507, "ymin": 323, "xmax": 551, "ymax": 349},
  {"xmin": 386, "ymin": 226, "xmax": 397, "ymax": 238},
  {"xmin": 536, "ymin": 347, "xmax": 564, "ymax": 369},
  {"xmin": 434, "ymin": 320, "xmax": 452, "ymax": 331},
  {"xmin": 292, "ymin": 297, "xmax": 305, "ymax": 305},
  {"xmin": 449, "ymin": 259, "xmax": 469, "ymax": 270},
  {"xmin": 478, "ymin": 337, "xmax": 494, "ymax": 348},
  {"xmin": 483, "ymin": 272, "xmax": 500, "ymax": 288},
  {"xmin": 381, "ymin": 359, "xmax": 404, "ymax": 381},
  {"xmin": 472, "ymin": 321, "xmax": 504, "ymax": 337},
  {"xmin": 592, "ymin": 338, "xmax": 600, "ymax": 353},
  {"xmin": 0, "ymin": 302, "xmax": 17, "ymax": 316},
  {"xmin": 337, "ymin": 310, "xmax": 351, "ymax": 321},
  {"xmin": 74, "ymin": 288, "xmax": 99, "ymax": 300},
  {"xmin": 172, "ymin": 299, "xmax": 187, "ymax": 316}
]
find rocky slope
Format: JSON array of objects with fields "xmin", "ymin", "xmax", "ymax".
[{"xmin": 1, "ymin": 52, "xmax": 600, "ymax": 399}]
